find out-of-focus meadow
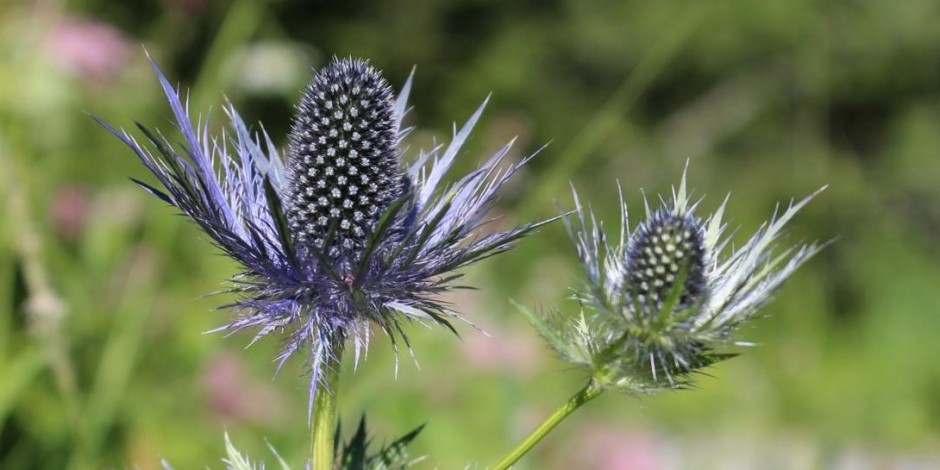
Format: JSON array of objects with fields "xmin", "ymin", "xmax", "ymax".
[{"xmin": 2, "ymin": 0, "xmax": 940, "ymax": 468}]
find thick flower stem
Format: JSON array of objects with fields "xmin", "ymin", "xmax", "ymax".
[
  {"xmin": 311, "ymin": 338, "xmax": 345, "ymax": 470},
  {"xmin": 493, "ymin": 379, "xmax": 603, "ymax": 470}
]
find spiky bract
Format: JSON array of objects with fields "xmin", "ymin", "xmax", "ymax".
[
  {"xmin": 100, "ymin": 55, "xmax": 545, "ymax": 410},
  {"xmin": 522, "ymin": 169, "xmax": 823, "ymax": 395}
]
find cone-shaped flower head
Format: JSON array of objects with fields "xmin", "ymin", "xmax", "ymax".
[
  {"xmin": 285, "ymin": 59, "xmax": 406, "ymax": 257},
  {"xmin": 520, "ymin": 169, "xmax": 824, "ymax": 394},
  {"xmin": 623, "ymin": 212, "xmax": 706, "ymax": 312},
  {"xmin": 99, "ymin": 55, "xmax": 546, "ymax": 410}
]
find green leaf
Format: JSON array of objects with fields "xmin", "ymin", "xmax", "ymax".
[
  {"xmin": 365, "ymin": 422, "xmax": 425, "ymax": 470},
  {"xmin": 338, "ymin": 416, "xmax": 369, "ymax": 470},
  {"xmin": 337, "ymin": 415, "xmax": 426, "ymax": 470},
  {"xmin": 222, "ymin": 433, "xmax": 257, "ymax": 470},
  {"xmin": 264, "ymin": 175, "xmax": 299, "ymax": 270}
]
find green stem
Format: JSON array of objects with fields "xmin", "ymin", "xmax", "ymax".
[
  {"xmin": 493, "ymin": 380, "xmax": 603, "ymax": 470},
  {"xmin": 311, "ymin": 336, "xmax": 345, "ymax": 470}
]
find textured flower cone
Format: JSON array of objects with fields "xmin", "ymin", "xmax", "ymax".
[
  {"xmin": 624, "ymin": 212, "xmax": 706, "ymax": 312},
  {"xmin": 285, "ymin": 58, "xmax": 408, "ymax": 258}
]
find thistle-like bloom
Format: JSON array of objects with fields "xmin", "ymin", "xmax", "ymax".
[
  {"xmin": 99, "ymin": 56, "xmax": 542, "ymax": 405},
  {"xmin": 522, "ymin": 170, "xmax": 824, "ymax": 394}
]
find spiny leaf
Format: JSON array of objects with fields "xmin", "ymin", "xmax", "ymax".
[{"xmin": 264, "ymin": 175, "xmax": 299, "ymax": 271}]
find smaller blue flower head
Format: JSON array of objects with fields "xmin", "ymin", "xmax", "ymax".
[{"xmin": 520, "ymin": 168, "xmax": 824, "ymax": 394}]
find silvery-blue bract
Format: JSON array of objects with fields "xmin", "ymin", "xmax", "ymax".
[{"xmin": 99, "ymin": 56, "xmax": 545, "ymax": 407}]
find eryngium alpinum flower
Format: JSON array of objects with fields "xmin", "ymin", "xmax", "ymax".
[
  {"xmin": 521, "ymin": 171, "xmax": 824, "ymax": 394},
  {"xmin": 99, "ymin": 56, "xmax": 542, "ymax": 404}
]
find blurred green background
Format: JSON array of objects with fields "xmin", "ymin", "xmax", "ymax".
[{"xmin": 2, "ymin": 0, "xmax": 940, "ymax": 468}]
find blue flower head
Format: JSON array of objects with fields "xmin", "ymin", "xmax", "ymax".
[
  {"xmin": 520, "ymin": 168, "xmax": 824, "ymax": 394},
  {"xmin": 99, "ymin": 56, "xmax": 544, "ymax": 407}
]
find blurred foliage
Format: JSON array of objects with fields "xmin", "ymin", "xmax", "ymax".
[{"xmin": 1, "ymin": 0, "xmax": 940, "ymax": 468}]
